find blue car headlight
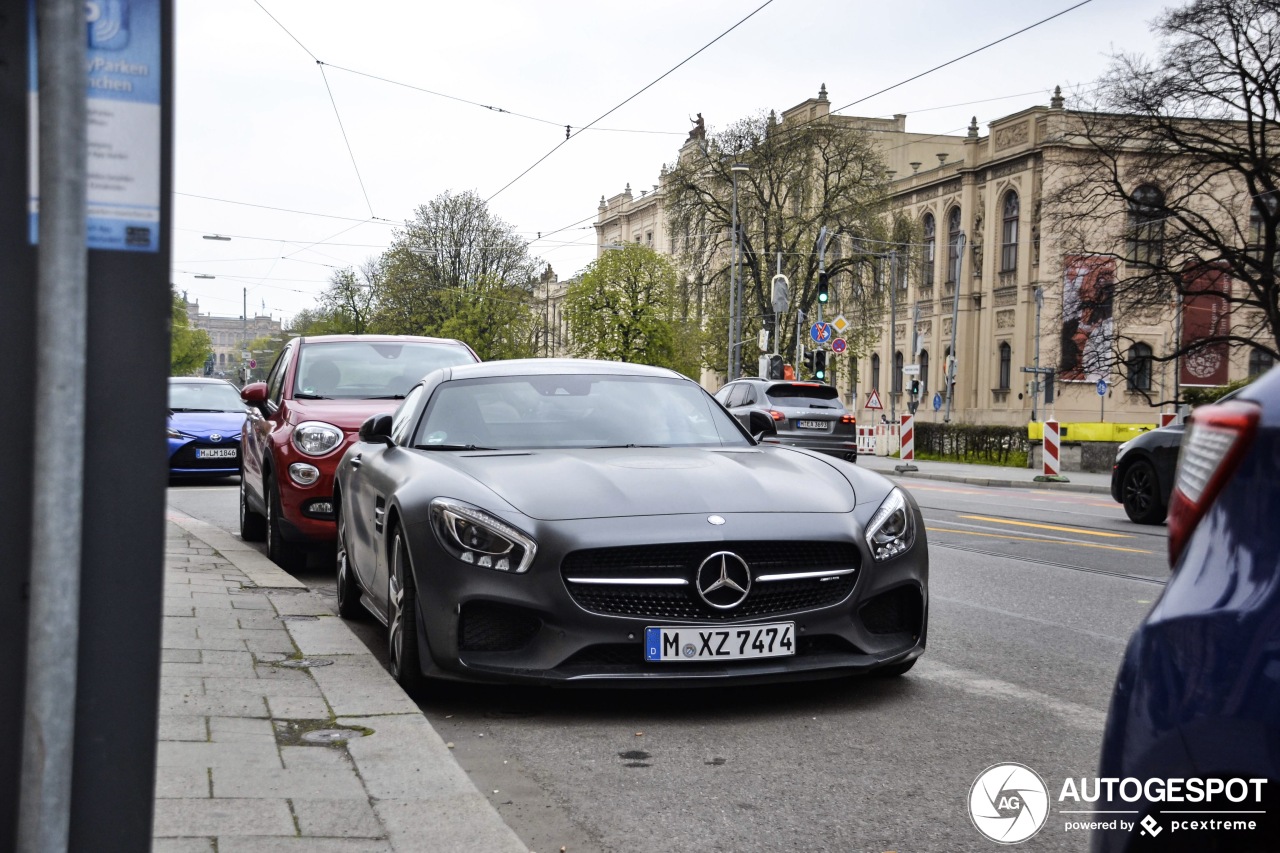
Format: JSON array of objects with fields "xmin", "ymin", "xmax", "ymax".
[
  {"xmin": 167, "ymin": 427, "xmax": 191, "ymax": 440},
  {"xmin": 430, "ymin": 498, "xmax": 537, "ymax": 573}
]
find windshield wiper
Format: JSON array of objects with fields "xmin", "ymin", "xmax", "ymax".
[
  {"xmin": 591, "ymin": 444, "xmax": 668, "ymax": 449},
  {"xmin": 414, "ymin": 443, "xmax": 498, "ymax": 451},
  {"xmin": 364, "ymin": 394, "xmax": 407, "ymax": 400},
  {"xmin": 170, "ymin": 408, "xmax": 225, "ymax": 413},
  {"xmin": 294, "ymin": 392, "xmax": 330, "ymax": 400}
]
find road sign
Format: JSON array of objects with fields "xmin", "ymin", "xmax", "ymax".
[
  {"xmin": 933, "ymin": 392, "xmax": 942, "ymax": 412},
  {"xmin": 249, "ymin": 359, "xmax": 257, "ymax": 369},
  {"xmin": 810, "ymin": 322, "xmax": 832, "ymax": 344},
  {"xmin": 831, "ymin": 314, "xmax": 849, "ymax": 335},
  {"xmin": 831, "ymin": 338, "xmax": 847, "ymax": 354},
  {"xmin": 1096, "ymin": 379, "xmax": 1108, "ymax": 396},
  {"xmin": 902, "ymin": 364, "xmax": 920, "ymax": 375},
  {"xmin": 864, "ymin": 389, "xmax": 884, "ymax": 410}
]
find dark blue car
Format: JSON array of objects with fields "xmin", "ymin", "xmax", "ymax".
[
  {"xmin": 167, "ymin": 377, "xmax": 248, "ymax": 477},
  {"xmin": 1095, "ymin": 366, "xmax": 1280, "ymax": 852}
]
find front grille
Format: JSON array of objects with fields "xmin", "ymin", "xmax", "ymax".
[
  {"xmin": 558, "ymin": 634, "xmax": 859, "ymax": 671},
  {"xmin": 171, "ymin": 441, "xmax": 240, "ymax": 469},
  {"xmin": 858, "ymin": 585, "xmax": 923, "ymax": 635},
  {"xmin": 562, "ymin": 542, "xmax": 858, "ymax": 621},
  {"xmin": 457, "ymin": 601, "xmax": 541, "ymax": 652}
]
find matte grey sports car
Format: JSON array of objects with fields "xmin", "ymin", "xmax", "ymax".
[{"xmin": 333, "ymin": 359, "xmax": 927, "ymax": 690}]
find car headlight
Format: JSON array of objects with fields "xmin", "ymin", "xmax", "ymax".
[
  {"xmin": 166, "ymin": 427, "xmax": 190, "ymax": 439},
  {"xmin": 865, "ymin": 488, "xmax": 916, "ymax": 561},
  {"xmin": 292, "ymin": 422, "xmax": 343, "ymax": 456},
  {"xmin": 430, "ymin": 498, "xmax": 536, "ymax": 573}
]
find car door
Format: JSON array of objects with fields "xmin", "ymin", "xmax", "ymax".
[{"xmin": 243, "ymin": 344, "xmax": 293, "ymax": 509}]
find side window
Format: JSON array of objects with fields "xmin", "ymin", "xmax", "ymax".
[
  {"xmin": 741, "ymin": 386, "xmax": 758, "ymax": 406},
  {"xmin": 726, "ymin": 384, "xmax": 747, "ymax": 408},
  {"xmin": 266, "ymin": 345, "xmax": 293, "ymax": 408},
  {"xmin": 713, "ymin": 386, "xmax": 733, "ymax": 406},
  {"xmin": 391, "ymin": 385, "xmax": 424, "ymax": 445}
]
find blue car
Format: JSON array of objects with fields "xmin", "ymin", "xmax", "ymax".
[
  {"xmin": 1094, "ymin": 366, "xmax": 1280, "ymax": 852},
  {"xmin": 167, "ymin": 377, "xmax": 248, "ymax": 477}
]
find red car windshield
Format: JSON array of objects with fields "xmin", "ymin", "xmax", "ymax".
[{"xmin": 294, "ymin": 341, "xmax": 476, "ymax": 399}]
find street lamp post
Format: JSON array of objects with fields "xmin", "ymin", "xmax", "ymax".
[
  {"xmin": 728, "ymin": 163, "xmax": 749, "ymax": 381},
  {"xmin": 944, "ymin": 231, "xmax": 967, "ymax": 423}
]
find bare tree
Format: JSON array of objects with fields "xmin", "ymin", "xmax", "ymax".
[
  {"xmin": 320, "ymin": 259, "xmax": 379, "ymax": 334},
  {"xmin": 663, "ymin": 110, "xmax": 897, "ymax": 378},
  {"xmin": 1046, "ymin": 0, "xmax": 1279, "ymax": 404}
]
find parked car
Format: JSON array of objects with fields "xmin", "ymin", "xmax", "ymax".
[
  {"xmin": 239, "ymin": 335, "xmax": 479, "ymax": 571},
  {"xmin": 167, "ymin": 377, "xmax": 249, "ymax": 478},
  {"xmin": 1110, "ymin": 386, "xmax": 1247, "ymax": 524},
  {"xmin": 333, "ymin": 359, "xmax": 926, "ymax": 692},
  {"xmin": 1094, "ymin": 367, "xmax": 1280, "ymax": 852},
  {"xmin": 714, "ymin": 377, "xmax": 858, "ymax": 461}
]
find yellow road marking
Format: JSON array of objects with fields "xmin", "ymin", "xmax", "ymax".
[
  {"xmin": 926, "ymin": 526, "xmax": 1156, "ymax": 555},
  {"xmin": 957, "ymin": 514, "xmax": 1132, "ymax": 539}
]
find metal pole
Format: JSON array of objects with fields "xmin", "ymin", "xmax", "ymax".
[
  {"xmin": 944, "ymin": 232, "xmax": 966, "ymax": 423},
  {"xmin": 20, "ymin": 0, "xmax": 88, "ymax": 849},
  {"xmin": 889, "ymin": 250, "xmax": 897, "ymax": 424},
  {"xmin": 1032, "ymin": 287, "xmax": 1043, "ymax": 421},
  {"xmin": 795, "ymin": 309, "xmax": 805, "ymax": 373},
  {"xmin": 242, "ymin": 287, "xmax": 248, "ymax": 384},
  {"xmin": 1173, "ymin": 290, "xmax": 1182, "ymax": 413},
  {"xmin": 728, "ymin": 171, "xmax": 739, "ymax": 381}
]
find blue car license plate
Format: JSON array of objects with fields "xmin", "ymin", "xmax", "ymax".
[
  {"xmin": 195, "ymin": 448, "xmax": 237, "ymax": 459},
  {"xmin": 644, "ymin": 623, "xmax": 795, "ymax": 661}
]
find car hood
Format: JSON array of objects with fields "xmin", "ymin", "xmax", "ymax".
[
  {"xmin": 439, "ymin": 446, "xmax": 857, "ymax": 521},
  {"xmin": 170, "ymin": 411, "xmax": 246, "ymax": 436},
  {"xmin": 289, "ymin": 398, "xmax": 400, "ymax": 430}
]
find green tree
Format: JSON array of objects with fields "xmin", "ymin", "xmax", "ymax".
[
  {"xmin": 321, "ymin": 261, "xmax": 379, "ymax": 334},
  {"xmin": 436, "ymin": 276, "xmax": 541, "ymax": 361},
  {"xmin": 287, "ymin": 306, "xmax": 354, "ymax": 337},
  {"xmin": 565, "ymin": 243, "xmax": 696, "ymax": 376},
  {"xmin": 170, "ymin": 287, "xmax": 212, "ymax": 376}
]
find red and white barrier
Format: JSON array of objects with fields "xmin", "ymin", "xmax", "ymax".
[
  {"xmin": 1043, "ymin": 419, "xmax": 1061, "ymax": 477},
  {"xmin": 1160, "ymin": 412, "xmax": 1176, "ymax": 428},
  {"xmin": 856, "ymin": 426, "xmax": 877, "ymax": 455},
  {"xmin": 900, "ymin": 414, "xmax": 915, "ymax": 462}
]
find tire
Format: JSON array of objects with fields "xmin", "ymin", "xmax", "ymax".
[
  {"xmin": 1121, "ymin": 459, "xmax": 1167, "ymax": 525},
  {"xmin": 876, "ymin": 658, "xmax": 918, "ymax": 677},
  {"xmin": 239, "ymin": 468, "xmax": 267, "ymax": 542},
  {"xmin": 265, "ymin": 474, "xmax": 308, "ymax": 572},
  {"xmin": 335, "ymin": 495, "xmax": 365, "ymax": 620},
  {"xmin": 387, "ymin": 529, "xmax": 429, "ymax": 695}
]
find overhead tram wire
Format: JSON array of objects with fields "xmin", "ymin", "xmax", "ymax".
[
  {"xmin": 174, "ymin": 192, "xmax": 396, "ymax": 225},
  {"xmin": 484, "ymin": 0, "xmax": 777, "ymax": 204}
]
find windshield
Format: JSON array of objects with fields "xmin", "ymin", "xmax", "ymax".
[
  {"xmin": 169, "ymin": 382, "xmax": 245, "ymax": 413},
  {"xmin": 294, "ymin": 341, "xmax": 476, "ymax": 399},
  {"xmin": 765, "ymin": 383, "xmax": 844, "ymax": 409},
  {"xmin": 414, "ymin": 375, "xmax": 750, "ymax": 450}
]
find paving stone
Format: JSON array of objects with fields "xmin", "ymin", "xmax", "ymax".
[
  {"xmin": 266, "ymin": 696, "xmax": 332, "ymax": 719},
  {"xmin": 158, "ymin": 715, "xmax": 208, "ymax": 742},
  {"xmin": 212, "ymin": 765, "xmax": 367, "ymax": 799},
  {"xmin": 209, "ymin": 717, "xmax": 276, "ymax": 744},
  {"xmin": 243, "ymin": 634, "xmax": 299, "ymax": 655},
  {"xmin": 199, "ymin": 627, "xmax": 293, "ymax": 641},
  {"xmin": 163, "ymin": 637, "xmax": 249, "ymax": 652},
  {"xmin": 153, "ymin": 798, "xmax": 296, "ymax": 837},
  {"xmin": 230, "ymin": 596, "xmax": 276, "ymax": 610},
  {"xmin": 310, "ymin": 658, "xmax": 420, "ymax": 718},
  {"xmin": 163, "ymin": 661, "xmax": 257, "ymax": 679},
  {"xmin": 190, "ymin": 593, "xmax": 238, "ymax": 608},
  {"xmin": 373, "ymin": 797, "xmax": 526, "ymax": 853},
  {"xmin": 159, "ymin": 677, "xmax": 206, "ymax": 697},
  {"xmin": 152, "ymin": 839, "xmax": 216, "ymax": 853},
  {"xmin": 265, "ymin": 592, "xmax": 333, "ymax": 617},
  {"xmin": 340, "ymin": 715, "xmax": 472, "ymax": 800},
  {"xmin": 165, "ymin": 605, "xmax": 196, "ymax": 618},
  {"xmin": 285, "ymin": 618, "xmax": 369, "ymax": 656},
  {"xmin": 218, "ymin": 839, "xmax": 391, "ymax": 853},
  {"xmin": 292, "ymin": 798, "xmax": 385, "ymax": 838},
  {"xmin": 163, "ymin": 649, "xmax": 203, "ymax": 664},
  {"xmin": 161, "ymin": 692, "xmax": 270, "ymax": 718},
  {"xmin": 279, "ymin": 746, "xmax": 352, "ymax": 769},
  {"xmin": 155, "ymin": 766, "xmax": 211, "ymax": 798},
  {"xmin": 157, "ymin": 742, "xmax": 284, "ymax": 770},
  {"xmin": 202, "ymin": 676, "xmax": 323, "ymax": 700}
]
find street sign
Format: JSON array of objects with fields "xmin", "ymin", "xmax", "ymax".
[
  {"xmin": 810, "ymin": 322, "xmax": 832, "ymax": 344},
  {"xmin": 1096, "ymin": 379, "xmax": 1108, "ymax": 396},
  {"xmin": 249, "ymin": 359, "xmax": 257, "ymax": 369},
  {"xmin": 902, "ymin": 364, "xmax": 921, "ymax": 375},
  {"xmin": 933, "ymin": 392, "xmax": 942, "ymax": 412},
  {"xmin": 770, "ymin": 274, "xmax": 790, "ymax": 315},
  {"xmin": 864, "ymin": 389, "xmax": 884, "ymax": 410},
  {"xmin": 757, "ymin": 329, "xmax": 769, "ymax": 351},
  {"xmin": 831, "ymin": 314, "xmax": 849, "ymax": 335},
  {"xmin": 831, "ymin": 338, "xmax": 847, "ymax": 354}
]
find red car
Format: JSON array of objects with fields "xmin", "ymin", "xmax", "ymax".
[{"xmin": 239, "ymin": 335, "xmax": 479, "ymax": 570}]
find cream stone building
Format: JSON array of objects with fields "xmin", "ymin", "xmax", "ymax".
[
  {"xmin": 594, "ymin": 86, "xmax": 1274, "ymax": 425},
  {"xmin": 183, "ymin": 296, "xmax": 284, "ymax": 380}
]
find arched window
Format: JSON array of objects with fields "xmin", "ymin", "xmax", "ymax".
[
  {"xmin": 1127, "ymin": 343, "xmax": 1153, "ymax": 391},
  {"xmin": 946, "ymin": 207, "xmax": 962, "ymax": 285},
  {"xmin": 893, "ymin": 351, "xmax": 904, "ymax": 393},
  {"xmin": 1128, "ymin": 184, "xmax": 1165, "ymax": 266},
  {"xmin": 922, "ymin": 212, "xmax": 936, "ymax": 287},
  {"xmin": 998, "ymin": 342, "xmax": 1012, "ymax": 390},
  {"xmin": 919, "ymin": 349, "xmax": 929, "ymax": 396},
  {"xmin": 1001, "ymin": 191, "xmax": 1019, "ymax": 272},
  {"xmin": 1249, "ymin": 348, "xmax": 1275, "ymax": 378},
  {"xmin": 871, "ymin": 354, "xmax": 881, "ymax": 392}
]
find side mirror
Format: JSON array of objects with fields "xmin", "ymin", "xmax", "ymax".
[
  {"xmin": 748, "ymin": 410, "xmax": 778, "ymax": 443},
  {"xmin": 241, "ymin": 382, "xmax": 268, "ymax": 405},
  {"xmin": 359, "ymin": 413, "xmax": 394, "ymax": 446}
]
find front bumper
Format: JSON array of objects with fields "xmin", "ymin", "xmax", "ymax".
[
  {"xmin": 401, "ymin": 508, "xmax": 926, "ymax": 686},
  {"xmin": 168, "ymin": 437, "xmax": 242, "ymax": 476}
]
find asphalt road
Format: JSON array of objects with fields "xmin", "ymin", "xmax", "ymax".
[{"xmin": 168, "ymin": 473, "xmax": 1164, "ymax": 853}]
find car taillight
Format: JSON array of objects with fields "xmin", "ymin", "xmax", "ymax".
[
  {"xmin": 840, "ymin": 415, "xmax": 856, "ymax": 424},
  {"xmin": 768, "ymin": 410, "xmax": 785, "ymax": 421},
  {"xmin": 1167, "ymin": 400, "xmax": 1260, "ymax": 566}
]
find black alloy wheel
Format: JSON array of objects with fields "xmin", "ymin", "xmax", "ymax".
[
  {"xmin": 1121, "ymin": 459, "xmax": 1167, "ymax": 525},
  {"xmin": 334, "ymin": 495, "xmax": 364, "ymax": 619},
  {"xmin": 387, "ymin": 529, "xmax": 428, "ymax": 694},
  {"xmin": 265, "ymin": 474, "xmax": 308, "ymax": 572},
  {"xmin": 239, "ymin": 466, "xmax": 267, "ymax": 542}
]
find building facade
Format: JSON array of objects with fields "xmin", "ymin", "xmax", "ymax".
[{"xmin": 183, "ymin": 296, "xmax": 284, "ymax": 381}]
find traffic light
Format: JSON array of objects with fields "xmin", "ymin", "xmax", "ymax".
[
  {"xmin": 814, "ymin": 350, "xmax": 827, "ymax": 381},
  {"xmin": 803, "ymin": 350, "xmax": 815, "ymax": 374},
  {"xmin": 767, "ymin": 353, "xmax": 785, "ymax": 380},
  {"xmin": 910, "ymin": 378, "xmax": 920, "ymax": 397},
  {"xmin": 1044, "ymin": 368, "xmax": 1055, "ymax": 404},
  {"xmin": 817, "ymin": 271, "xmax": 829, "ymax": 303}
]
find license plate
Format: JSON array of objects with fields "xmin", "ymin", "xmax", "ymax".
[
  {"xmin": 195, "ymin": 448, "xmax": 238, "ymax": 459},
  {"xmin": 796, "ymin": 420, "xmax": 827, "ymax": 430},
  {"xmin": 644, "ymin": 622, "xmax": 795, "ymax": 662}
]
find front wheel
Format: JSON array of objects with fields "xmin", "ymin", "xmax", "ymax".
[
  {"xmin": 240, "ymin": 469, "xmax": 267, "ymax": 542},
  {"xmin": 335, "ymin": 496, "xmax": 365, "ymax": 620},
  {"xmin": 1122, "ymin": 460, "xmax": 1167, "ymax": 525},
  {"xmin": 387, "ymin": 530, "xmax": 429, "ymax": 695},
  {"xmin": 266, "ymin": 475, "xmax": 308, "ymax": 572}
]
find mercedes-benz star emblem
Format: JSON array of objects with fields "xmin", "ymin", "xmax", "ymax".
[
  {"xmin": 707, "ymin": 515, "xmax": 726, "ymax": 525},
  {"xmin": 695, "ymin": 551, "xmax": 752, "ymax": 610},
  {"xmin": 209, "ymin": 433, "xmax": 222, "ymax": 443}
]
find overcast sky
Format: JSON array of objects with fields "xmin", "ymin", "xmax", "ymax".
[{"xmin": 174, "ymin": 0, "xmax": 1173, "ymax": 323}]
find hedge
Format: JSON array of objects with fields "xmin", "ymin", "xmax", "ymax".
[{"xmin": 914, "ymin": 422, "xmax": 1029, "ymax": 465}]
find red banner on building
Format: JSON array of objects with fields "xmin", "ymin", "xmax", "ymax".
[
  {"xmin": 1060, "ymin": 255, "xmax": 1116, "ymax": 382},
  {"xmin": 1180, "ymin": 265, "xmax": 1231, "ymax": 387}
]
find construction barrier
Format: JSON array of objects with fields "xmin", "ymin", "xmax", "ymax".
[
  {"xmin": 856, "ymin": 426, "xmax": 877, "ymax": 456},
  {"xmin": 900, "ymin": 414, "xmax": 915, "ymax": 462},
  {"xmin": 1043, "ymin": 420, "xmax": 1062, "ymax": 476},
  {"xmin": 1027, "ymin": 421, "xmax": 1157, "ymax": 442},
  {"xmin": 1160, "ymin": 412, "xmax": 1177, "ymax": 428}
]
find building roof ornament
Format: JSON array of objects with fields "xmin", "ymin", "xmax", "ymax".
[
  {"xmin": 968, "ymin": 116, "xmax": 979, "ymax": 138},
  {"xmin": 818, "ymin": 83, "xmax": 828, "ymax": 102},
  {"xmin": 1051, "ymin": 85, "xmax": 1064, "ymax": 109}
]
